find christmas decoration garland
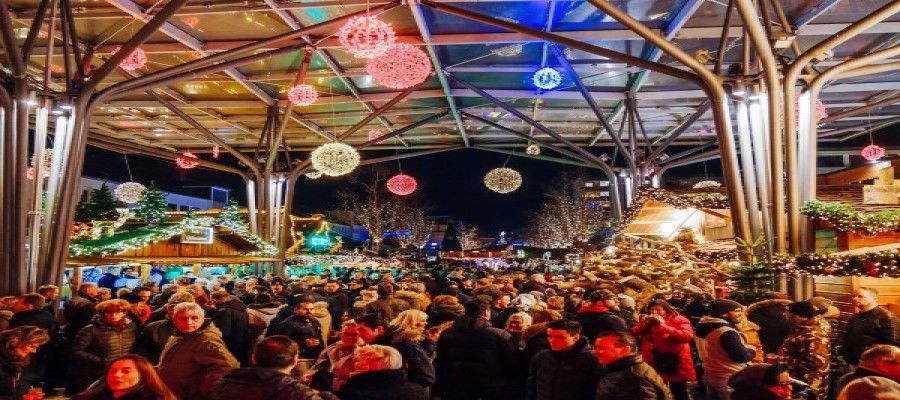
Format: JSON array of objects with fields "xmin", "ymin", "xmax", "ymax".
[
  {"xmin": 773, "ymin": 250, "xmax": 900, "ymax": 278},
  {"xmin": 615, "ymin": 187, "xmax": 729, "ymax": 231},
  {"xmin": 801, "ymin": 200, "xmax": 900, "ymax": 234}
]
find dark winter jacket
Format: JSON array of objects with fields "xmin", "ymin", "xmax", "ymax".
[
  {"xmin": 63, "ymin": 291, "xmax": 98, "ymax": 338},
  {"xmin": 526, "ymin": 337, "xmax": 600, "ymax": 400},
  {"xmin": 834, "ymin": 365, "xmax": 900, "ymax": 395},
  {"xmin": 212, "ymin": 298, "xmax": 251, "ymax": 364},
  {"xmin": 9, "ymin": 308, "xmax": 59, "ymax": 380},
  {"xmin": 435, "ymin": 314, "xmax": 517, "ymax": 394},
  {"xmin": 0, "ymin": 353, "xmax": 25, "ymax": 397},
  {"xmin": 323, "ymin": 291, "xmax": 349, "ymax": 329},
  {"xmin": 594, "ymin": 355, "xmax": 673, "ymax": 400},
  {"xmin": 375, "ymin": 326, "xmax": 436, "ymax": 387},
  {"xmin": 273, "ymin": 314, "xmax": 324, "ymax": 359},
  {"xmin": 841, "ymin": 306, "xmax": 900, "ymax": 365},
  {"xmin": 157, "ymin": 319, "xmax": 239, "ymax": 400},
  {"xmin": 747, "ymin": 299, "xmax": 791, "ymax": 354},
  {"xmin": 135, "ymin": 318, "xmax": 177, "ymax": 364},
  {"xmin": 632, "ymin": 314, "xmax": 696, "ymax": 382},
  {"xmin": 265, "ymin": 305, "xmax": 296, "ymax": 337},
  {"xmin": 727, "ymin": 364, "xmax": 789, "ymax": 400},
  {"xmin": 364, "ymin": 295, "xmax": 410, "ymax": 322},
  {"xmin": 207, "ymin": 367, "xmax": 334, "ymax": 400},
  {"xmin": 66, "ymin": 316, "xmax": 138, "ymax": 394},
  {"xmin": 575, "ymin": 304, "xmax": 628, "ymax": 342},
  {"xmin": 336, "ymin": 368, "xmax": 427, "ymax": 400}
]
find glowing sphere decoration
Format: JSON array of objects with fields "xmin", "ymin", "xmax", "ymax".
[
  {"xmin": 176, "ymin": 152, "xmax": 200, "ymax": 169},
  {"xmin": 115, "ymin": 182, "xmax": 147, "ymax": 204},
  {"xmin": 492, "ymin": 44, "xmax": 523, "ymax": 57},
  {"xmin": 368, "ymin": 129, "xmax": 385, "ymax": 144},
  {"xmin": 366, "ymin": 43, "xmax": 432, "ymax": 89},
  {"xmin": 305, "ymin": 170, "xmax": 323, "ymax": 179},
  {"xmin": 484, "ymin": 167, "xmax": 522, "ymax": 194},
  {"xmin": 337, "ymin": 15, "xmax": 396, "ymax": 58},
  {"xmin": 386, "ymin": 174, "xmax": 417, "ymax": 196},
  {"xmin": 311, "ymin": 143, "xmax": 360, "ymax": 177},
  {"xmin": 111, "ymin": 46, "xmax": 147, "ymax": 71},
  {"xmin": 532, "ymin": 67, "xmax": 561, "ymax": 90},
  {"xmin": 287, "ymin": 84, "xmax": 318, "ymax": 106},
  {"xmin": 212, "ymin": 145, "xmax": 220, "ymax": 158},
  {"xmin": 525, "ymin": 144, "xmax": 540, "ymax": 155},
  {"xmin": 861, "ymin": 144, "xmax": 886, "ymax": 161}
]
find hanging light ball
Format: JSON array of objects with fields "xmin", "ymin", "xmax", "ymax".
[
  {"xmin": 366, "ymin": 43, "xmax": 432, "ymax": 89},
  {"xmin": 492, "ymin": 44, "xmax": 523, "ymax": 57},
  {"xmin": 861, "ymin": 144, "xmax": 886, "ymax": 161},
  {"xmin": 484, "ymin": 167, "xmax": 522, "ymax": 194},
  {"xmin": 311, "ymin": 143, "xmax": 360, "ymax": 176},
  {"xmin": 337, "ymin": 15, "xmax": 396, "ymax": 58},
  {"xmin": 287, "ymin": 84, "xmax": 318, "ymax": 106},
  {"xmin": 111, "ymin": 46, "xmax": 147, "ymax": 71},
  {"xmin": 386, "ymin": 174, "xmax": 418, "ymax": 195},
  {"xmin": 532, "ymin": 67, "xmax": 562, "ymax": 90},
  {"xmin": 525, "ymin": 143, "xmax": 540, "ymax": 155},
  {"xmin": 115, "ymin": 182, "xmax": 147, "ymax": 204},
  {"xmin": 212, "ymin": 145, "xmax": 220, "ymax": 158},
  {"xmin": 368, "ymin": 129, "xmax": 386, "ymax": 144},
  {"xmin": 305, "ymin": 170, "xmax": 323, "ymax": 179},
  {"xmin": 176, "ymin": 152, "xmax": 200, "ymax": 169}
]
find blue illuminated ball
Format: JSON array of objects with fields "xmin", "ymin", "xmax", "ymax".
[{"xmin": 532, "ymin": 67, "xmax": 562, "ymax": 90}]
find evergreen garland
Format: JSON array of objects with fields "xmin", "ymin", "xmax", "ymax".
[
  {"xmin": 215, "ymin": 199, "xmax": 246, "ymax": 227},
  {"xmin": 74, "ymin": 183, "xmax": 120, "ymax": 222},
  {"xmin": 801, "ymin": 200, "xmax": 900, "ymax": 234}
]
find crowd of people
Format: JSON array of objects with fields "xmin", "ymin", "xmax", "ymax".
[{"xmin": 0, "ymin": 264, "xmax": 899, "ymax": 400}]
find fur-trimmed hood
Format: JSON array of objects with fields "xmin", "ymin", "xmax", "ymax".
[{"xmin": 383, "ymin": 325, "xmax": 425, "ymax": 344}]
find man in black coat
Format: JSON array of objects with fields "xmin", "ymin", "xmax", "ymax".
[
  {"xmin": 62, "ymin": 282, "xmax": 99, "ymax": 339},
  {"xmin": 527, "ymin": 320, "xmax": 600, "ymax": 400},
  {"xmin": 593, "ymin": 331, "xmax": 673, "ymax": 400},
  {"xmin": 211, "ymin": 290, "xmax": 252, "ymax": 365},
  {"xmin": 842, "ymin": 287, "xmax": 900, "ymax": 366},
  {"xmin": 323, "ymin": 280, "xmax": 349, "ymax": 330},
  {"xmin": 436, "ymin": 298, "xmax": 517, "ymax": 400},
  {"xmin": 354, "ymin": 313, "xmax": 435, "ymax": 388},
  {"xmin": 336, "ymin": 344, "xmax": 427, "ymax": 400},
  {"xmin": 272, "ymin": 299, "xmax": 324, "ymax": 359},
  {"xmin": 574, "ymin": 289, "xmax": 628, "ymax": 343},
  {"xmin": 208, "ymin": 335, "xmax": 334, "ymax": 400}
]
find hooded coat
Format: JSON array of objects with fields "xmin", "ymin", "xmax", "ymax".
[
  {"xmin": 526, "ymin": 337, "xmax": 600, "ymax": 400},
  {"xmin": 632, "ymin": 314, "xmax": 697, "ymax": 382},
  {"xmin": 747, "ymin": 299, "xmax": 792, "ymax": 354},
  {"xmin": 157, "ymin": 319, "xmax": 239, "ymax": 400},
  {"xmin": 435, "ymin": 314, "xmax": 517, "ymax": 395},
  {"xmin": 207, "ymin": 367, "xmax": 334, "ymax": 400}
]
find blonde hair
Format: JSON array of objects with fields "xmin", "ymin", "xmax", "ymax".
[
  {"xmin": 355, "ymin": 345, "xmax": 402, "ymax": 371},
  {"xmin": 390, "ymin": 309, "xmax": 428, "ymax": 330},
  {"xmin": 96, "ymin": 299, "xmax": 131, "ymax": 314}
]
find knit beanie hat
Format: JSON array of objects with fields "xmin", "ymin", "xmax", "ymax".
[
  {"xmin": 709, "ymin": 299, "xmax": 744, "ymax": 317},
  {"xmin": 787, "ymin": 301, "xmax": 816, "ymax": 318}
]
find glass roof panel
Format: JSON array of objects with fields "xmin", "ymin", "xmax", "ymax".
[
  {"xmin": 166, "ymin": 12, "xmax": 293, "ymax": 41},
  {"xmin": 422, "ymin": 1, "xmax": 554, "ymax": 35},
  {"xmin": 552, "ymin": 0, "xmax": 674, "ymax": 31}
]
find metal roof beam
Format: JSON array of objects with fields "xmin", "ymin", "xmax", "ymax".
[{"xmin": 795, "ymin": 0, "xmax": 843, "ymax": 28}]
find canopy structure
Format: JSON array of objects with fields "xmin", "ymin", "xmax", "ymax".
[{"xmin": 3, "ymin": 0, "xmax": 900, "ymax": 292}]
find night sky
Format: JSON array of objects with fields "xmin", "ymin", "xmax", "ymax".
[{"xmin": 81, "ymin": 124, "xmax": 899, "ymax": 237}]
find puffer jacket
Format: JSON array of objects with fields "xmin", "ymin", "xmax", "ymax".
[
  {"xmin": 375, "ymin": 326, "xmax": 436, "ymax": 387},
  {"xmin": 747, "ymin": 299, "xmax": 791, "ymax": 354},
  {"xmin": 435, "ymin": 314, "xmax": 517, "ymax": 394},
  {"xmin": 157, "ymin": 319, "xmax": 239, "ymax": 400},
  {"xmin": 594, "ymin": 355, "xmax": 673, "ymax": 400},
  {"xmin": 526, "ymin": 337, "xmax": 600, "ymax": 400},
  {"xmin": 632, "ymin": 314, "xmax": 697, "ymax": 382},
  {"xmin": 66, "ymin": 316, "xmax": 138, "ymax": 394},
  {"xmin": 207, "ymin": 367, "xmax": 335, "ymax": 400}
]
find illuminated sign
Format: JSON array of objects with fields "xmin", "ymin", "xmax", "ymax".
[{"xmin": 182, "ymin": 226, "xmax": 214, "ymax": 244}]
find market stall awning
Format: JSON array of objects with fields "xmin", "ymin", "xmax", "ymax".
[{"xmin": 67, "ymin": 256, "xmax": 282, "ymax": 267}]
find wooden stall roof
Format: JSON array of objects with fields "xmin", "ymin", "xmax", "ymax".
[
  {"xmin": 817, "ymin": 185, "xmax": 900, "ymax": 214},
  {"xmin": 67, "ymin": 255, "xmax": 281, "ymax": 267}
]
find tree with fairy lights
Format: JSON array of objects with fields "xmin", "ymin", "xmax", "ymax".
[
  {"xmin": 336, "ymin": 166, "xmax": 400, "ymax": 252},
  {"xmin": 133, "ymin": 181, "xmax": 170, "ymax": 223},
  {"xmin": 523, "ymin": 171, "xmax": 607, "ymax": 247},
  {"xmin": 74, "ymin": 183, "xmax": 120, "ymax": 222},
  {"xmin": 457, "ymin": 223, "xmax": 481, "ymax": 251},
  {"xmin": 395, "ymin": 200, "xmax": 433, "ymax": 251},
  {"xmin": 216, "ymin": 199, "xmax": 245, "ymax": 228},
  {"xmin": 728, "ymin": 237, "xmax": 778, "ymax": 305}
]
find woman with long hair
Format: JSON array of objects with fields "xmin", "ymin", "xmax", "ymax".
[
  {"xmin": 632, "ymin": 299, "xmax": 696, "ymax": 400},
  {"xmin": 66, "ymin": 300, "xmax": 138, "ymax": 394},
  {"xmin": 0, "ymin": 326, "xmax": 49, "ymax": 399},
  {"xmin": 72, "ymin": 355, "xmax": 177, "ymax": 400}
]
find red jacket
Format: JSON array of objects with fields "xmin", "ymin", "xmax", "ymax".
[{"xmin": 632, "ymin": 314, "xmax": 697, "ymax": 382}]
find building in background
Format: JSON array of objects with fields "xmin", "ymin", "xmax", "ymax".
[{"xmin": 81, "ymin": 176, "xmax": 231, "ymax": 211}]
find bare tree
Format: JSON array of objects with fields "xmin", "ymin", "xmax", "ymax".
[
  {"xmin": 395, "ymin": 200, "xmax": 434, "ymax": 250},
  {"xmin": 457, "ymin": 223, "xmax": 481, "ymax": 251},
  {"xmin": 523, "ymin": 171, "xmax": 607, "ymax": 247},
  {"xmin": 337, "ymin": 166, "xmax": 400, "ymax": 251}
]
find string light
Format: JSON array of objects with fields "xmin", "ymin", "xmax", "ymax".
[
  {"xmin": 366, "ymin": 43, "xmax": 432, "ymax": 89},
  {"xmin": 532, "ymin": 67, "xmax": 562, "ymax": 90},
  {"xmin": 386, "ymin": 174, "xmax": 417, "ymax": 195},
  {"xmin": 337, "ymin": 15, "xmax": 396, "ymax": 58},
  {"xmin": 111, "ymin": 47, "xmax": 147, "ymax": 71},
  {"xmin": 802, "ymin": 200, "xmax": 900, "ymax": 235},
  {"xmin": 176, "ymin": 152, "xmax": 200, "ymax": 169},
  {"xmin": 693, "ymin": 180, "xmax": 722, "ymax": 189},
  {"xmin": 310, "ymin": 143, "xmax": 360, "ymax": 177},
  {"xmin": 287, "ymin": 84, "xmax": 318, "ymax": 106},
  {"xmin": 114, "ymin": 182, "xmax": 147, "ymax": 204},
  {"xmin": 484, "ymin": 167, "xmax": 522, "ymax": 193}
]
